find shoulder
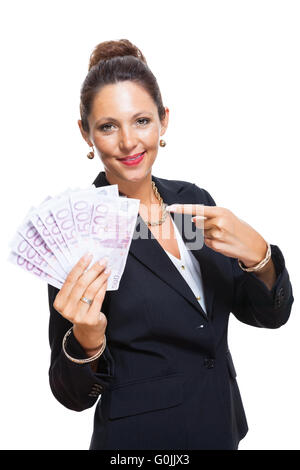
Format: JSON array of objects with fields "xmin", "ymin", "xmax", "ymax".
[{"xmin": 192, "ymin": 184, "xmax": 217, "ymax": 206}]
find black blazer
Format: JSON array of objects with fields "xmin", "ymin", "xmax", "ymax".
[{"xmin": 48, "ymin": 171, "xmax": 294, "ymax": 450}]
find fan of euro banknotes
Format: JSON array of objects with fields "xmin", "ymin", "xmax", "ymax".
[{"xmin": 8, "ymin": 184, "xmax": 140, "ymax": 291}]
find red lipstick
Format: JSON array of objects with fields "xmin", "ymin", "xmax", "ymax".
[{"xmin": 118, "ymin": 151, "xmax": 146, "ymax": 166}]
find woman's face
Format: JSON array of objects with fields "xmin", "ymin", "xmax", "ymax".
[{"xmin": 78, "ymin": 81, "xmax": 169, "ymax": 185}]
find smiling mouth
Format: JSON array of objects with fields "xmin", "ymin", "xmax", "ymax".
[{"xmin": 117, "ymin": 151, "xmax": 146, "ymax": 161}]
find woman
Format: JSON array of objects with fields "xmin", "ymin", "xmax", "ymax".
[{"xmin": 48, "ymin": 39, "xmax": 294, "ymax": 450}]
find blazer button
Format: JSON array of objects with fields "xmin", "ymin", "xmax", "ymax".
[
  {"xmin": 88, "ymin": 383, "xmax": 103, "ymax": 397},
  {"xmin": 94, "ymin": 384, "xmax": 103, "ymax": 390},
  {"xmin": 204, "ymin": 358, "xmax": 215, "ymax": 369},
  {"xmin": 279, "ymin": 287, "xmax": 284, "ymax": 298},
  {"xmin": 274, "ymin": 297, "xmax": 281, "ymax": 309}
]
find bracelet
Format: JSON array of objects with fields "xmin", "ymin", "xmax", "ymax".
[
  {"xmin": 62, "ymin": 327, "xmax": 106, "ymax": 364},
  {"xmin": 238, "ymin": 242, "xmax": 271, "ymax": 272}
]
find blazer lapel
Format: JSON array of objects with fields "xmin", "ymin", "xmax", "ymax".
[{"xmin": 93, "ymin": 172, "xmax": 215, "ymax": 321}]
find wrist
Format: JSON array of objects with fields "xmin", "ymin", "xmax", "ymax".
[
  {"xmin": 239, "ymin": 240, "xmax": 268, "ymax": 268},
  {"xmin": 73, "ymin": 325, "xmax": 105, "ymax": 356},
  {"xmin": 62, "ymin": 327, "xmax": 107, "ymax": 365},
  {"xmin": 83, "ymin": 340, "xmax": 105, "ymax": 357},
  {"xmin": 252, "ymin": 257, "xmax": 274, "ymax": 276},
  {"xmin": 238, "ymin": 241, "xmax": 271, "ymax": 273}
]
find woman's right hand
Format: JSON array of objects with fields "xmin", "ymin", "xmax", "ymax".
[{"xmin": 53, "ymin": 252, "xmax": 111, "ymax": 356}]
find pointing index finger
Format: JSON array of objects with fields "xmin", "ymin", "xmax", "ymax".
[{"xmin": 165, "ymin": 204, "xmax": 217, "ymax": 218}]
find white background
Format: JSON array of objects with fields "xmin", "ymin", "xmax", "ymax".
[{"xmin": 0, "ymin": 0, "xmax": 299, "ymax": 450}]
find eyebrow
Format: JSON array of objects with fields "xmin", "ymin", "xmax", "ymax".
[{"xmin": 95, "ymin": 111, "xmax": 154, "ymax": 125}]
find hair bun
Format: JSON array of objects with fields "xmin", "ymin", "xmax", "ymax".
[{"xmin": 88, "ymin": 39, "xmax": 147, "ymax": 71}]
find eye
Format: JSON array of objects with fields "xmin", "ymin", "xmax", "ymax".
[
  {"xmin": 100, "ymin": 123, "xmax": 114, "ymax": 132},
  {"xmin": 137, "ymin": 118, "xmax": 150, "ymax": 125}
]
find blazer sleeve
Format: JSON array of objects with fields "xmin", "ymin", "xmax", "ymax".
[
  {"xmin": 193, "ymin": 184, "xmax": 294, "ymax": 329},
  {"xmin": 48, "ymin": 284, "xmax": 115, "ymax": 411}
]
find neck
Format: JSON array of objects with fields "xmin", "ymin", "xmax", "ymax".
[{"xmin": 104, "ymin": 171, "xmax": 157, "ymax": 206}]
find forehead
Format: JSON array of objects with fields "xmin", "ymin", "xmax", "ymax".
[{"xmin": 90, "ymin": 81, "xmax": 156, "ymax": 120}]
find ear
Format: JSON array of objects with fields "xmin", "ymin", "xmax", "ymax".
[
  {"xmin": 77, "ymin": 120, "xmax": 93, "ymax": 146},
  {"xmin": 160, "ymin": 107, "xmax": 169, "ymax": 136}
]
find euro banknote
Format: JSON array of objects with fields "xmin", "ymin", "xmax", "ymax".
[{"xmin": 9, "ymin": 184, "xmax": 140, "ymax": 291}]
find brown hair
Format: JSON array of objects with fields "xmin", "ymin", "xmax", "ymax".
[{"xmin": 79, "ymin": 39, "xmax": 166, "ymax": 133}]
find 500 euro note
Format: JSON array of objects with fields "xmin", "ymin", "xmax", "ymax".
[
  {"xmin": 9, "ymin": 232, "xmax": 65, "ymax": 283},
  {"xmin": 9, "ymin": 183, "xmax": 139, "ymax": 292},
  {"xmin": 17, "ymin": 212, "xmax": 66, "ymax": 280},
  {"xmin": 49, "ymin": 185, "xmax": 119, "ymax": 265},
  {"xmin": 89, "ymin": 196, "xmax": 140, "ymax": 290},
  {"xmin": 8, "ymin": 252, "xmax": 63, "ymax": 290}
]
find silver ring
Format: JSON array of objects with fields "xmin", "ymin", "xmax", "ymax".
[{"xmin": 80, "ymin": 296, "xmax": 93, "ymax": 305}]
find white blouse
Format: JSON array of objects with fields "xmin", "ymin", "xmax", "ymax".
[{"xmin": 163, "ymin": 216, "xmax": 207, "ymax": 315}]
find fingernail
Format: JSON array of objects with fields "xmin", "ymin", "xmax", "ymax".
[
  {"xmin": 104, "ymin": 267, "xmax": 111, "ymax": 274},
  {"xmin": 98, "ymin": 257, "xmax": 108, "ymax": 266}
]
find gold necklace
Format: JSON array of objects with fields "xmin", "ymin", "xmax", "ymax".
[{"xmin": 146, "ymin": 181, "xmax": 168, "ymax": 226}]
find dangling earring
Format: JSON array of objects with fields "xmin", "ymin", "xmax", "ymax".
[
  {"xmin": 87, "ymin": 145, "xmax": 95, "ymax": 159},
  {"xmin": 159, "ymin": 139, "xmax": 166, "ymax": 147}
]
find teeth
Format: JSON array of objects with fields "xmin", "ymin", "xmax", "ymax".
[{"xmin": 125, "ymin": 152, "xmax": 144, "ymax": 161}]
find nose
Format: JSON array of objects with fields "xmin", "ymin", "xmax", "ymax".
[{"xmin": 119, "ymin": 126, "xmax": 138, "ymax": 153}]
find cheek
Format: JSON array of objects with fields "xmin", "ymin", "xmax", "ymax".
[
  {"xmin": 94, "ymin": 135, "xmax": 116, "ymax": 155},
  {"xmin": 143, "ymin": 126, "xmax": 160, "ymax": 145}
]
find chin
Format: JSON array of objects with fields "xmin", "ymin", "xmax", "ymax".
[{"xmin": 123, "ymin": 172, "xmax": 150, "ymax": 183}]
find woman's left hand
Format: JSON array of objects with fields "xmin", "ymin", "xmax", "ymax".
[{"xmin": 166, "ymin": 204, "xmax": 268, "ymax": 268}]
